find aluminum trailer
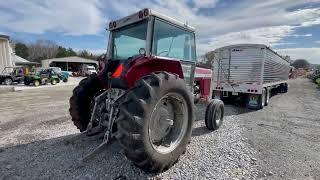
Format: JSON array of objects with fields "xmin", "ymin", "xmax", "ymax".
[
  {"xmin": 0, "ymin": 35, "xmax": 14, "ymax": 73},
  {"xmin": 211, "ymin": 44, "xmax": 290, "ymax": 109}
]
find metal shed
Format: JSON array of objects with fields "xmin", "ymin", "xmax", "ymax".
[{"xmin": 41, "ymin": 56, "xmax": 98, "ymax": 72}]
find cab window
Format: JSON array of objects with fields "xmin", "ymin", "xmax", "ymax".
[{"xmin": 152, "ymin": 18, "xmax": 196, "ymax": 61}]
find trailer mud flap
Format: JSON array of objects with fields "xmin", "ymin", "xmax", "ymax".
[{"xmin": 247, "ymin": 94, "xmax": 259, "ymax": 108}]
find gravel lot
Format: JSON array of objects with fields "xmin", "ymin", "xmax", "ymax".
[{"xmin": 0, "ymin": 78, "xmax": 319, "ymax": 179}]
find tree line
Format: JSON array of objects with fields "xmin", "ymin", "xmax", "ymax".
[{"xmin": 13, "ymin": 39, "xmax": 102, "ymax": 63}]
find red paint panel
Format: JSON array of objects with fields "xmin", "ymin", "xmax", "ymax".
[
  {"xmin": 112, "ymin": 63, "xmax": 124, "ymax": 78},
  {"xmin": 200, "ymin": 79, "xmax": 211, "ymax": 96},
  {"xmin": 123, "ymin": 57, "xmax": 184, "ymax": 87}
]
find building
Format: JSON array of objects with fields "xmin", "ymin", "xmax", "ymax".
[
  {"xmin": 0, "ymin": 35, "xmax": 14, "ymax": 72},
  {"xmin": 41, "ymin": 56, "xmax": 98, "ymax": 72},
  {"xmin": 13, "ymin": 55, "xmax": 38, "ymax": 66}
]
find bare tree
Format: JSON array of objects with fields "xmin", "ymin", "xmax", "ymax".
[
  {"xmin": 197, "ymin": 51, "xmax": 215, "ymax": 69},
  {"xmin": 28, "ymin": 40, "xmax": 58, "ymax": 62}
]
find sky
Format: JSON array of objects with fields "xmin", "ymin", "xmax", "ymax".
[{"xmin": 0, "ymin": 0, "xmax": 320, "ymax": 64}]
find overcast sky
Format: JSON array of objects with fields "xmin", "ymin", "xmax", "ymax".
[{"xmin": 0, "ymin": 0, "xmax": 319, "ymax": 64}]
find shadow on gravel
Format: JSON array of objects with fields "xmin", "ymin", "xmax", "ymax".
[
  {"xmin": 194, "ymin": 102, "xmax": 254, "ymax": 123},
  {"xmin": 0, "ymin": 134, "xmax": 159, "ymax": 180},
  {"xmin": 192, "ymin": 126, "xmax": 211, "ymax": 137},
  {"xmin": 224, "ymin": 105, "xmax": 254, "ymax": 116}
]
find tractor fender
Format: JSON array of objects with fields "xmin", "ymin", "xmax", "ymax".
[{"xmin": 123, "ymin": 56, "xmax": 184, "ymax": 87}]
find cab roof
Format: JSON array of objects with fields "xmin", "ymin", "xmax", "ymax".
[{"xmin": 107, "ymin": 8, "xmax": 195, "ymax": 32}]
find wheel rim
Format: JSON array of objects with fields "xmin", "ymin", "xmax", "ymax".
[
  {"xmin": 52, "ymin": 79, "xmax": 56, "ymax": 85},
  {"xmin": 5, "ymin": 79, "xmax": 12, "ymax": 85},
  {"xmin": 214, "ymin": 105, "xmax": 222, "ymax": 124},
  {"xmin": 148, "ymin": 92, "xmax": 188, "ymax": 154},
  {"xmin": 35, "ymin": 81, "xmax": 39, "ymax": 86}
]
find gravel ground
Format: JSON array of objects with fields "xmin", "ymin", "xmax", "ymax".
[
  {"xmin": 0, "ymin": 78, "xmax": 319, "ymax": 179},
  {"xmin": 238, "ymin": 78, "xmax": 320, "ymax": 179}
]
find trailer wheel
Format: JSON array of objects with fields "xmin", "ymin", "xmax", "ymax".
[
  {"xmin": 278, "ymin": 83, "xmax": 288, "ymax": 93},
  {"xmin": 116, "ymin": 72, "xmax": 194, "ymax": 173},
  {"xmin": 265, "ymin": 87, "xmax": 270, "ymax": 106},
  {"xmin": 259, "ymin": 88, "xmax": 266, "ymax": 109},
  {"xmin": 205, "ymin": 99, "xmax": 224, "ymax": 130},
  {"xmin": 283, "ymin": 83, "xmax": 288, "ymax": 93}
]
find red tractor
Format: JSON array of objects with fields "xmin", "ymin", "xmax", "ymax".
[{"xmin": 69, "ymin": 8, "xmax": 224, "ymax": 173}]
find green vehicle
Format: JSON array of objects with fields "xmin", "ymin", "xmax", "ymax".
[
  {"xmin": 24, "ymin": 68, "xmax": 60, "ymax": 87},
  {"xmin": 48, "ymin": 67, "xmax": 69, "ymax": 82}
]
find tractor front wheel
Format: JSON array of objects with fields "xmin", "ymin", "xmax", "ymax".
[
  {"xmin": 205, "ymin": 99, "xmax": 224, "ymax": 130},
  {"xmin": 116, "ymin": 72, "xmax": 194, "ymax": 173}
]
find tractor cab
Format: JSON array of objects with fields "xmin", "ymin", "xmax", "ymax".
[{"xmin": 104, "ymin": 8, "xmax": 197, "ymax": 89}]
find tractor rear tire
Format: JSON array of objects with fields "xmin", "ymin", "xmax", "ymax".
[
  {"xmin": 69, "ymin": 74, "xmax": 103, "ymax": 132},
  {"xmin": 205, "ymin": 99, "xmax": 224, "ymax": 130},
  {"xmin": 116, "ymin": 72, "xmax": 194, "ymax": 173}
]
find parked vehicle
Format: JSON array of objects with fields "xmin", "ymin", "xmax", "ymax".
[
  {"xmin": 211, "ymin": 44, "xmax": 290, "ymax": 109},
  {"xmin": 24, "ymin": 68, "xmax": 60, "ymax": 86},
  {"xmin": 48, "ymin": 67, "xmax": 69, "ymax": 82},
  {"xmin": 0, "ymin": 66, "xmax": 25, "ymax": 85},
  {"xmin": 68, "ymin": 8, "xmax": 224, "ymax": 173},
  {"xmin": 81, "ymin": 64, "xmax": 97, "ymax": 76}
]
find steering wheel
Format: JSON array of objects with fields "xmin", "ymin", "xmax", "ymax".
[{"xmin": 157, "ymin": 50, "xmax": 169, "ymax": 56}]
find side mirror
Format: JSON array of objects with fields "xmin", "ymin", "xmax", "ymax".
[{"xmin": 139, "ymin": 48, "xmax": 146, "ymax": 56}]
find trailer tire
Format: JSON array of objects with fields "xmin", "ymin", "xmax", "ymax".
[
  {"xmin": 283, "ymin": 83, "xmax": 288, "ymax": 93},
  {"xmin": 205, "ymin": 99, "xmax": 224, "ymax": 130},
  {"xmin": 69, "ymin": 74, "xmax": 103, "ymax": 132},
  {"xmin": 265, "ymin": 87, "xmax": 270, "ymax": 106},
  {"xmin": 278, "ymin": 83, "xmax": 288, "ymax": 93},
  {"xmin": 259, "ymin": 88, "xmax": 266, "ymax": 109},
  {"xmin": 116, "ymin": 72, "xmax": 194, "ymax": 173}
]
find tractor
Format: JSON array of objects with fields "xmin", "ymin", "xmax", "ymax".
[{"xmin": 68, "ymin": 8, "xmax": 225, "ymax": 173}]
